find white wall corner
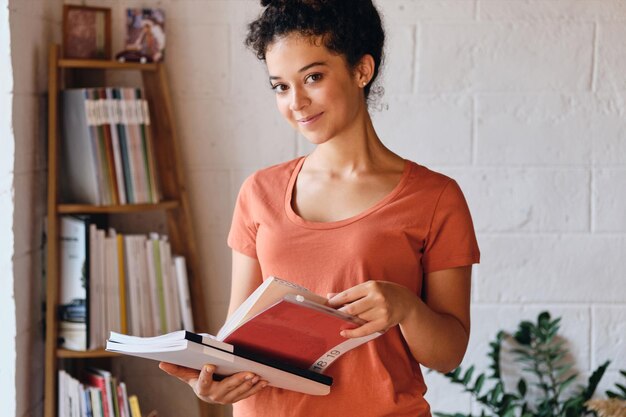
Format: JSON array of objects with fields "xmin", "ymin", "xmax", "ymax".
[{"xmin": 0, "ymin": 0, "xmax": 16, "ymax": 416}]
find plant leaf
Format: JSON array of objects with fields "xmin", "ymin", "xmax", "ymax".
[
  {"xmin": 462, "ymin": 366, "xmax": 475, "ymax": 385},
  {"xmin": 473, "ymin": 374, "xmax": 486, "ymax": 394},
  {"xmin": 558, "ymin": 374, "xmax": 577, "ymax": 394},
  {"xmin": 581, "ymin": 360, "xmax": 610, "ymax": 400},
  {"xmin": 517, "ymin": 378, "xmax": 527, "ymax": 397}
]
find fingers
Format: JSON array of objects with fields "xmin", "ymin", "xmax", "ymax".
[
  {"xmin": 327, "ymin": 284, "xmax": 368, "ymax": 307},
  {"xmin": 195, "ymin": 365, "xmax": 268, "ymax": 404},
  {"xmin": 159, "ymin": 362, "xmax": 269, "ymax": 404},
  {"xmin": 219, "ymin": 375, "xmax": 268, "ymax": 403},
  {"xmin": 194, "ymin": 364, "xmax": 218, "ymax": 397},
  {"xmin": 159, "ymin": 362, "xmax": 200, "ymax": 381},
  {"xmin": 341, "ymin": 320, "xmax": 386, "ymax": 339}
]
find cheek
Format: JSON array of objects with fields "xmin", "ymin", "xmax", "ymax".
[{"xmin": 276, "ymin": 97, "xmax": 294, "ymax": 122}]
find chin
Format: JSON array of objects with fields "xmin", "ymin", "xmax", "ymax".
[{"xmin": 302, "ymin": 133, "xmax": 332, "ymax": 146}]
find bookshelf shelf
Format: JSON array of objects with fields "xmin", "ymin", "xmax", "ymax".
[
  {"xmin": 58, "ymin": 58, "xmax": 158, "ymax": 71},
  {"xmin": 45, "ymin": 43, "xmax": 211, "ymax": 417},
  {"xmin": 57, "ymin": 349, "xmax": 120, "ymax": 359},
  {"xmin": 57, "ymin": 200, "xmax": 180, "ymax": 214}
]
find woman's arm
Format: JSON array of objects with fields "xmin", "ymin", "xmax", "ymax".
[
  {"xmin": 159, "ymin": 250, "xmax": 266, "ymax": 404},
  {"xmin": 327, "ymin": 266, "xmax": 472, "ymax": 373},
  {"xmin": 228, "ymin": 250, "xmax": 264, "ymax": 316}
]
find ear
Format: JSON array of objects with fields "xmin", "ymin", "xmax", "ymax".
[{"xmin": 354, "ymin": 54, "xmax": 376, "ymax": 88}]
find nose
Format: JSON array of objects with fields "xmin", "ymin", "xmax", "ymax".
[{"xmin": 289, "ymin": 86, "xmax": 309, "ymax": 112}]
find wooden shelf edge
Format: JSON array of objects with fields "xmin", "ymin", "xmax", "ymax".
[
  {"xmin": 58, "ymin": 200, "xmax": 179, "ymax": 214},
  {"xmin": 58, "ymin": 58, "xmax": 158, "ymax": 71},
  {"xmin": 57, "ymin": 349, "xmax": 120, "ymax": 359}
]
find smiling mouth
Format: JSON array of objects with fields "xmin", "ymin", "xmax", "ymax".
[{"xmin": 297, "ymin": 112, "xmax": 323, "ymax": 124}]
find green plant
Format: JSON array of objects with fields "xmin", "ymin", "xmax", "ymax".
[{"xmin": 435, "ymin": 311, "xmax": 625, "ymax": 417}]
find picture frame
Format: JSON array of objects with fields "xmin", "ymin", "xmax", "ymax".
[
  {"xmin": 62, "ymin": 5, "xmax": 112, "ymax": 60},
  {"xmin": 116, "ymin": 8, "xmax": 166, "ymax": 63}
]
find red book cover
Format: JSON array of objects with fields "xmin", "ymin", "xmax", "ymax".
[
  {"xmin": 84, "ymin": 371, "xmax": 110, "ymax": 417},
  {"xmin": 223, "ymin": 295, "xmax": 367, "ymax": 370}
]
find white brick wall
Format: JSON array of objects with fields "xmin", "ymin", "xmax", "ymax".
[
  {"xmin": 9, "ymin": 0, "xmax": 624, "ymax": 416},
  {"xmin": 141, "ymin": 0, "xmax": 626, "ymax": 414},
  {"xmin": 166, "ymin": 0, "xmax": 622, "ymax": 414}
]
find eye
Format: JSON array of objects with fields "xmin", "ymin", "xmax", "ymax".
[
  {"xmin": 305, "ymin": 73, "xmax": 323, "ymax": 84},
  {"xmin": 271, "ymin": 83, "xmax": 289, "ymax": 94}
]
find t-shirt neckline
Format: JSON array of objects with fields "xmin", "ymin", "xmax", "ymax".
[{"xmin": 284, "ymin": 156, "xmax": 413, "ymax": 230}]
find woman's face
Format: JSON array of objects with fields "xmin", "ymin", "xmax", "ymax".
[{"xmin": 265, "ymin": 33, "xmax": 365, "ymax": 145}]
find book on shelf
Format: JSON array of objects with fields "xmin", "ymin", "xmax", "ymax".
[
  {"xmin": 105, "ymin": 276, "xmax": 384, "ymax": 395},
  {"xmin": 59, "ymin": 217, "xmax": 194, "ymax": 351},
  {"xmin": 60, "ymin": 87, "xmax": 161, "ymax": 206},
  {"xmin": 59, "ymin": 367, "xmax": 139, "ymax": 417},
  {"xmin": 58, "ymin": 216, "xmax": 88, "ymax": 350}
]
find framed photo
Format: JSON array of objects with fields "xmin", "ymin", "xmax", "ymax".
[
  {"xmin": 116, "ymin": 8, "xmax": 166, "ymax": 63},
  {"xmin": 63, "ymin": 5, "xmax": 111, "ymax": 59}
]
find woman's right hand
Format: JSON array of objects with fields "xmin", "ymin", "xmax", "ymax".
[{"xmin": 159, "ymin": 362, "xmax": 268, "ymax": 404}]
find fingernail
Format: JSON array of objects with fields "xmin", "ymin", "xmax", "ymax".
[
  {"xmin": 251, "ymin": 376, "xmax": 260, "ymax": 384},
  {"xmin": 203, "ymin": 365, "xmax": 212, "ymax": 373},
  {"xmin": 244, "ymin": 374, "xmax": 254, "ymax": 381},
  {"xmin": 340, "ymin": 330, "xmax": 346, "ymax": 337},
  {"xmin": 260, "ymin": 381, "xmax": 268, "ymax": 388}
]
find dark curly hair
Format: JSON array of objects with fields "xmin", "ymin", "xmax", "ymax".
[{"xmin": 245, "ymin": 0, "xmax": 385, "ymax": 101}]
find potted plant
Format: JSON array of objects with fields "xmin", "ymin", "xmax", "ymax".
[{"xmin": 436, "ymin": 312, "xmax": 626, "ymax": 417}]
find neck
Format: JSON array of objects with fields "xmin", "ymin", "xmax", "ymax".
[{"xmin": 306, "ymin": 109, "xmax": 400, "ymax": 176}]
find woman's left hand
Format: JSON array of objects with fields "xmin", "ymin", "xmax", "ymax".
[{"xmin": 327, "ymin": 281, "xmax": 419, "ymax": 338}]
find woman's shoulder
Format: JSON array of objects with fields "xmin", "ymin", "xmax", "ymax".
[
  {"xmin": 405, "ymin": 160, "xmax": 456, "ymax": 190},
  {"xmin": 238, "ymin": 157, "xmax": 303, "ymax": 195}
]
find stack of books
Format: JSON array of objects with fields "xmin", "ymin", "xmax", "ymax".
[
  {"xmin": 61, "ymin": 87, "xmax": 161, "ymax": 206},
  {"xmin": 58, "ymin": 367, "xmax": 143, "ymax": 417},
  {"xmin": 106, "ymin": 277, "xmax": 385, "ymax": 395},
  {"xmin": 58, "ymin": 216, "xmax": 194, "ymax": 351}
]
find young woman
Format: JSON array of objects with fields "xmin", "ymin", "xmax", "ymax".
[{"xmin": 160, "ymin": 1, "xmax": 480, "ymax": 415}]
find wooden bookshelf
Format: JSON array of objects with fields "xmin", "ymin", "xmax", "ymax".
[
  {"xmin": 58, "ymin": 58, "xmax": 158, "ymax": 71},
  {"xmin": 57, "ymin": 200, "xmax": 180, "ymax": 214},
  {"xmin": 45, "ymin": 44, "xmax": 211, "ymax": 417},
  {"xmin": 57, "ymin": 349, "xmax": 120, "ymax": 359}
]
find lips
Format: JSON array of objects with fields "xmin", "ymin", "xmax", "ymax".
[{"xmin": 297, "ymin": 112, "xmax": 323, "ymax": 125}]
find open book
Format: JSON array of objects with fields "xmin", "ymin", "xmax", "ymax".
[{"xmin": 106, "ymin": 276, "xmax": 383, "ymax": 395}]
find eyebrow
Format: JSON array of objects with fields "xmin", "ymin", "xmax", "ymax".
[{"xmin": 268, "ymin": 61, "xmax": 328, "ymax": 81}]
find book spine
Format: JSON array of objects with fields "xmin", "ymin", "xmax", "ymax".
[
  {"xmin": 58, "ymin": 216, "xmax": 88, "ymax": 351},
  {"xmin": 92, "ymin": 89, "xmax": 115, "ymax": 205},
  {"xmin": 119, "ymin": 382, "xmax": 131, "ymax": 417},
  {"xmin": 98, "ymin": 88, "xmax": 120, "ymax": 205},
  {"xmin": 128, "ymin": 395, "xmax": 141, "ymax": 417},
  {"xmin": 159, "ymin": 238, "xmax": 176, "ymax": 332},
  {"xmin": 60, "ymin": 89, "xmax": 101, "ymax": 205},
  {"xmin": 116, "ymin": 235, "xmax": 128, "ymax": 334},
  {"xmin": 88, "ymin": 224, "xmax": 98, "ymax": 350},
  {"xmin": 113, "ymin": 88, "xmax": 134, "ymax": 203},
  {"xmin": 152, "ymin": 237, "xmax": 167, "ymax": 334},
  {"xmin": 135, "ymin": 88, "xmax": 156, "ymax": 203},
  {"xmin": 110, "ymin": 377, "xmax": 121, "ymax": 417},
  {"xmin": 174, "ymin": 256, "xmax": 194, "ymax": 331},
  {"xmin": 123, "ymin": 235, "xmax": 140, "ymax": 335},
  {"xmin": 90, "ymin": 388, "xmax": 103, "ymax": 417},
  {"xmin": 124, "ymin": 88, "xmax": 146, "ymax": 203},
  {"xmin": 106, "ymin": 87, "xmax": 127, "ymax": 205},
  {"xmin": 121, "ymin": 88, "xmax": 140, "ymax": 203}
]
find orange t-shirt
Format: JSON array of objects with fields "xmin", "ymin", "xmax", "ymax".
[{"xmin": 227, "ymin": 156, "xmax": 480, "ymax": 417}]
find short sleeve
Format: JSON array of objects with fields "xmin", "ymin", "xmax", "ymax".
[
  {"xmin": 422, "ymin": 179, "xmax": 480, "ymax": 273},
  {"xmin": 227, "ymin": 176, "xmax": 259, "ymax": 259}
]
